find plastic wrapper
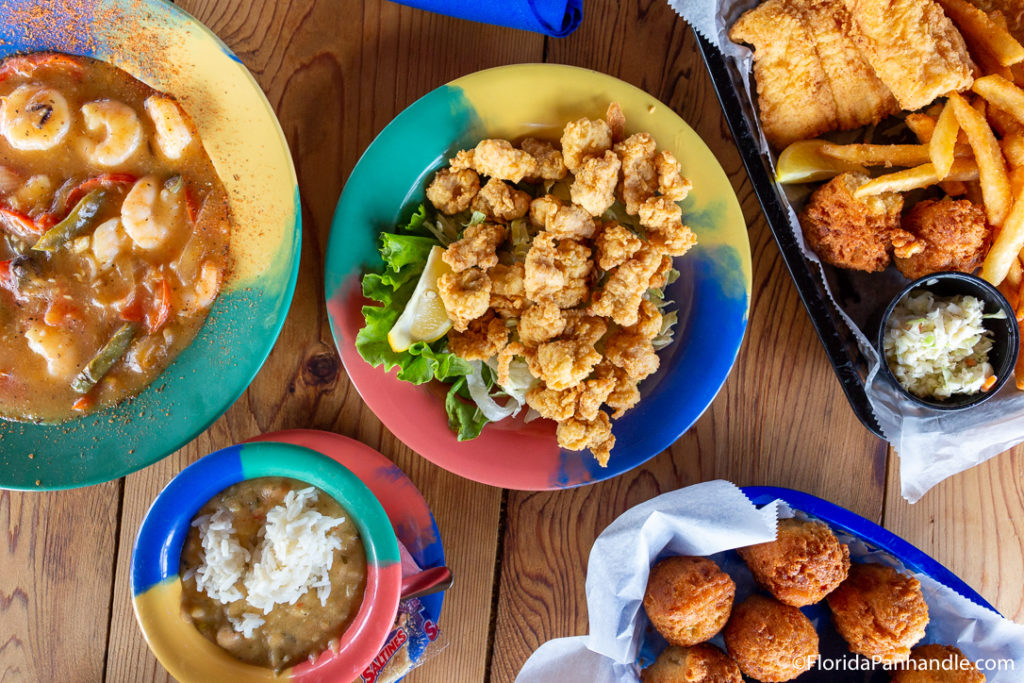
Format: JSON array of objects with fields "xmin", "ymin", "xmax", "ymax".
[
  {"xmin": 666, "ymin": 0, "xmax": 1024, "ymax": 502},
  {"xmin": 516, "ymin": 481, "xmax": 1024, "ymax": 682}
]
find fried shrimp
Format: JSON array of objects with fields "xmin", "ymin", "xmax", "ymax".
[
  {"xmin": 488, "ymin": 262, "xmax": 526, "ymax": 318},
  {"xmin": 595, "ymin": 221, "xmax": 642, "ymax": 270},
  {"xmin": 571, "ymin": 149, "xmax": 621, "ymax": 217},
  {"xmin": 520, "ymin": 137, "xmax": 567, "ymax": 180},
  {"xmin": 656, "ymin": 151, "xmax": 692, "ymax": 201},
  {"xmin": 447, "ymin": 312, "xmax": 508, "ymax": 360},
  {"xmin": 589, "ymin": 246, "xmax": 662, "ymax": 326},
  {"xmin": 471, "ymin": 177, "xmax": 530, "ymax": 221},
  {"xmin": 426, "ymin": 167, "xmax": 480, "ymax": 215},
  {"xmin": 560, "ymin": 115, "xmax": 613, "ymax": 172},
  {"xmin": 464, "ymin": 138, "xmax": 538, "ymax": 183},
  {"xmin": 442, "ymin": 221, "xmax": 506, "ymax": 272},
  {"xmin": 616, "ymin": 132, "xmax": 658, "ymax": 214},
  {"xmin": 556, "ymin": 411, "xmax": 615, "ymax": 465},
  {"xmin": 438, "ymin": 267, "xmax": 491, "ymax": 331},
  {"xmin": 644, "ymin": 556, "xmax": 735, "ymax": 647},
  {"xmin": 518, "ymin": 301, "xmax": 566, "ymax": 346}
]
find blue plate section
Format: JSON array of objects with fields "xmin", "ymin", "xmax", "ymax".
[
  {"xmin": 131, "ymin": 445, "xmax": 244, "ymax": 596},
  {"xmin": 742, "ymin": 486, "xmax": 999, "ymax": 614}
]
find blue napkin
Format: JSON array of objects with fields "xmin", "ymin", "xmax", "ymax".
[{"xmin": 390, "ymin": 0, "xmax": 583, "ymax": 37}]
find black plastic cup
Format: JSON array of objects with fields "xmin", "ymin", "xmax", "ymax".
[{"xmin": 877, "ymin": 272, "xmax": 1019, "ymax": 411}]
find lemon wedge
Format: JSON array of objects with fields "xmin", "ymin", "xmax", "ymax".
[
  {"xmin": 775, "ymin": 139, "xmax": 866, "ymax": 184},
  {"xmin": 387, "ymin": 245, "xmax": 454, "ymax": 352}
]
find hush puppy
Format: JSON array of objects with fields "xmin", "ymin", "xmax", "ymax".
[
  {"xmin": 826, "ymin": 563, "xmax": 929, "ymax": 663},
  {"xmin": 723, "ymin": 594, "xmax": 819, "ymax": 682},
  {"xmin": 641, "ymin": 643, "xmax": 743, "ymax": 683},
  {"xmin": 890, "ymin": 644, "xmax": 986, "ymax": 682},
  {"xmin": 643, "ymin": 556, "xmax": 736, "ymax": 647},
  {"xmin": 738, "ymin": 518, "xmax": 850, "ymax": 607}
]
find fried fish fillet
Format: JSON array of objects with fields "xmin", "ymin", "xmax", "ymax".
[{"xmin": 843, "ymin": 0, "xmax": 976, "ymax": 111}]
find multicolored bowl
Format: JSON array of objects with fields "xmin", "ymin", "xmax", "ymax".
[
  {"xmin": 0, "ymin": 0, "xmax": 301, "ymax": 490},
  {"xmin": 131, "ymin": 441, "xmax": 402, "ymax": 682},
  {"xmin": 325, "ymin": 63, "xmax": 751, "ymax": 490}
]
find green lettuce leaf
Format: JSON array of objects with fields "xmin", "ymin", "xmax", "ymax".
[{"xmin": 445, "ymin": 377, "xmax": 490, "ymax": 441}]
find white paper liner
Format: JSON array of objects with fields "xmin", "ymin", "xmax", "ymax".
[
  {"xmin": 666, "ymin": 0, "xmax": 1024, "ymax": 502},
  {"xmin": 516, "ymin": 481, "xmax": 1024, "ymax": 683}
]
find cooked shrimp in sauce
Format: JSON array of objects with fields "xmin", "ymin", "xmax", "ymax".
[{"xmin": 0, "ymin": 52, "xmax": 231, "ymax": 422}]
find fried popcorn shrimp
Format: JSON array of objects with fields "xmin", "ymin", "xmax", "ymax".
[
  {"xmin": 627, "ymin": 299, "xmax": 663, "ymax": 340},
  {"xmin": 615, "ymin": 132, "xmax": 658, "ymax": 215},
  {"xmin": 605, "ymin": 330, "xmax": 660, "ymax": 380},
  {"xmin": 641, "ymin": 644, "xmax": 743, "ymax": 683},
  {"xmin": 595, "ymin": 221, "xmax": 642, "ymax": 271},
  {"xmin": 606, "ymin": 101, "xmax": 626, "ymax": 144},
  {"xmin": 723, "ymin": 595, "xmax": 819, "ymax": 682},
  {"xmin": 649, "ymin": 221, "xmax": 698, "ymax": 257},
  {"xmin": 442, "ymin": 221, "xmax": 507, "ymax": 272},
  {"xmin": 639, "ymin": 196, "xmax": 683, "ymax": 231},
  {"xmin": 556, "ymin": 410, "xmax": 615, "ymax": 465},
  {"xmin": 656, "ymin": 150, "xmax": 692, "ymax": 201},
  {"xmin": 534, "ymin": 338, "xmax": 602, "ymax": 390},
  {"xmin": 589, "ymin": 246, "xmax": 662, "ymax": 326},
  {"xmin": 525, "ymin": 384, "xmax": 578, "ymax": 421},
  {"xmin": 425, "ymin": 167, "xmax": 480, "ymax": 215},
  {"xmin": 826, "ymin": 563, "xmax": 929, "ymax": 664},
  {"xmin": 644, "ymin": 556, "xmax": 736, "ymax": 647},
  {"xmin": 518, "ymin": 301, "xmax": 566, "ymax": 346},
  {"xmin": 737, "ymin": 518, "xmax": 850, "ymax": 607},
  {"xmin": 449, "ymin": 148, "xmax": 474, "ymax": 171},
  {"xmin": 551, "ymin": 238, "xmax": 594, "ymax": 308},
  {"xmin": 548, "ymin": 203, "xmax": 597, "ymax": 240},
  {"xmin": 562, "ymin": 310, "xmax": 607, "ymax": 346},
  {"xmin": 894, "ymin": 199, "xmax": 991, "ymax": 281},
  {"xmin": 470, "ymin": 138, "xmax": 538, "ymax": 183},
  {"xmin": 648, "ymin": 255, "xmax": 675, "ymax": 290},
  {"xmin": 530, "ymin": 194, "xmax": 562, "ymax": 228},
  {"xmin": 571, "ymin": 150, "xmax": 621, "ymax": 217},
  {"xmin": 437, "ymin": 267, "xmax": 491, "ymax": 332},
  {"xmin": 576, "ymin": 376, "xmax": 616, "ymax": 420},
  {"xmin": 890, "ymin": 645, "xmax": 985, "ymax": 683},
  {"xmin": 524, "ymin": 232, "xmax": 566, "ymax": 302},
  {"xmin": 488, "ymin": 262, "xmax": 526, "ymax": 318},
  {"xmin": 520, "ymin": 137, "xmax": 567, "ymax": 181},
  {"xmin": 560, "ymin": 116, "xmax": 613, "ymax": 172},
  {"xmin": 446, "ymin": 312, "xmax": 508, "ymax": 361},
  {"xmin": 595, "ymin": 360, "xmax": 641, "ymax": 418},
  {"xmin": 471, "ymin": 178, "xmax": 531, "ymax": 221},
  {"xmin": 497, "ymin": 342, "xmax": 538, "ymax": 388}
]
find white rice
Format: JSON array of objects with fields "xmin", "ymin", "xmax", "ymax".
[
  {"xmin": 191, "ymin": 507, "xmax": 249, "ymax": 604},
  {"xmin": 228, "ymin": 612, "xmax": 265, "ymax": 639}
]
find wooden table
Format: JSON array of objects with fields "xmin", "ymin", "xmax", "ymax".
[{"xmin": 3, "ymin": 1, "xmax": 1023, "ymax": 681}]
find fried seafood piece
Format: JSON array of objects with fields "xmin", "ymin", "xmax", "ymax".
[
  {"xmin": 737, "ymin": 518, "xmax": 850, "ymax": 607},
  {"xmin": 446, "ymin": 312, "xmax": 508, "ymax": 361},
  {"xmin": 518, "ymin": 301, "xmax": 566, "ymax": 346},
  {"xmin": 595, "ymin": 221, "xmax": 642, "ymax": 271},
  {"xmin": 554, "ymin": 240, "xmax": 594, "ymax": 308},
  {"xmin": 639, "ymin": 196, "xmax": 683, "ymax": 231},
  {"xmin": 890, "ymin": 644, "xmax": 986, "ymax": 683},
  {"xmin": 894, "ymin": 198, "xmax": 991, "ymax": 280},
  {"xmin": 723, "ymin": 594, "xmax": 819, "ymax": 682},
  {"xmin": 526, "ymin": 376, "xmax": 615, "ymax": 422},
  {"xmin": 644, "ymin": 556, "xmax": 736, "ymax": 647},
  {"xmin": 437, "ymin": 267, "xmax": 491, "ymax": 332},
  {"xmin": 641, "ymin": 643, "xmax": 742, "ymax": 683},
  {"xmin": 826, "ymin": 562, "xmax": 929, "ymax": 663},
  {"xmin": 571, "ymin": 150, "xmax": 621, "ymax": 217},
  {"xmin": 523, "ymin": 233, "xmax": 594, "ymax": 307},
  {"xmin": 606, "ymin": 101, "xmax": 626, "ymax": 143},
  {"xmin": 442, "ymin": 221, "xmax": 507, "ymax": 272},
  {"xmin": 656, "ymin": 151, "xmax": 692, "ymax": 202},
  {"xmin": 730, "ymin": 0, "xmax": 839, "ymax": 148},
  {"xmin": 590, "ymin": 246, "xmax": 663, "ymax": 326},
  {"xmin": 843, "ymin": 0, "xmax": 975, "ymax": 111},
  {"xmin": 563, "ymin": 310, "xmax": 608, "ymax": 346},
  {"xmin": 649, "ymin": 222, "xmax": 698, "ymax": 258},
  {"xmin": 520, "ymin": 137, "xmax": 567, "ymax": 181},
  {"xmin": 576, "ymin": 375, "xmax": 616, "ymax": 421},
  {"xmin": 560, "ymin": 116, "xmax": 613, "ymax": 173},
  {"xmin": 556, "ymin": 410, "xmax": 615, "ymax": 466},
  {"xmin": 530, "ymin": 194, "xmax": 562, "ymax": 228},
  {"xmin": 534, "ymin": 337, "xmax": 603, "ymax": 391},
  {"xmin": 497, "ymin": 341, "xmax": 539, "ymax": 388},
  {"xmin": 799, "ymin": 172, "xmax": 913, "ymax": 272},
  {"xmin": 649, "ymin": 255, "xmax": 676, "ymax": 290},
  {"xmin": 627, "ymin": 299, "xmax": 663, "ymax": 340},
  {"xmin": 425, "ymin": 167, "xmax": 480, "ymax": 215},
  {"xmin": 604, "ymin": 329, "xmax": 660, "ymax": 381},
  {"xmin": 548, "ymin": 203, "xmax": 597, "ymax": 240},
  {"xmin": 615, "ymin": 132, "xmax": 658, "ymax": 215},
  {"xmin": 595, "ymin": 360, "xmax": 642, "ymax": 418},
  {"xmin": 471, "ymin": 178, "xmax": 530, "ymax": 221},
  {"xmin": 453, "ymin": 139, "xmax": 538, "ymax": 183},
  {"xmin": 488, "ymin": 262, "xmax": 526, "ymax": 318}
]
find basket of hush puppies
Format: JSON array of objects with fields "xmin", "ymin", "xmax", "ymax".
[{"xmin": 515, "ymin": 482, "xmax": 1024, "ymax": 683}]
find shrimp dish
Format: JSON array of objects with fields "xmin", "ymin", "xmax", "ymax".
[{"xmin": 0, "ymin": 52, "xmax": 231, "ymax": 422}]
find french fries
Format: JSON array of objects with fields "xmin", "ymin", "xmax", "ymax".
[
  {"xmin": 949, "ymin": 92, "xmax": 1012, "ymax": 227},
  {"xmin": 936, "ymin": 0, "xmax": 1024, "ymax": 67},
  {"xmin": 819, "ymin": 143, "xmax": 932, "ymax": 167},
  {"xmin": 972, "ymin": 75, "xmax": 1024, "ymax": 129},
  {"xmin": 930, "ymin": 102, "xmax": 959, "ymax": 179},
  {"xmin": 904, "ymin": 113, "xmax": 936, "ymax": 142},
  {"xmin": 853, "ymin": 159, "xmax": 979, "ymax": 198},
  {"xmin": 1003, "ymin": 133, "xmax": 1024, "ymax": 168},
  {"xmin": 981, "ymin": 182, "xmax": 1024, "ymax": 285}
]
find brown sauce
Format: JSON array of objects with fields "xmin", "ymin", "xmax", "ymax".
[
  {"xmin": 0, "ymin": 52, "xmax": 231, "ymax": 422},
  {"xmin": 179, "ymin": 477, "xmax": 368, "ymax": 671}
]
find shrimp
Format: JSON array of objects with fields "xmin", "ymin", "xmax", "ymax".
[
  {"xmin": 121, "ymin": 176, "xmax": 185, "ymax": 250},
  {"xmin": 80, "ymin": 100, "xmax": 143, "ymax": 167},
  {"xmin": 25, "ymin": 323, "xmax": 80, "ymax": 378},
  {"xmin": 144, "ymin": 96, "xmax": 194, "ymax": 160},
  {"xmin": 0, "ymin": 84, "xmax": 72, "ymax": 151},
  {"xmin": 178, "ymin": 261, "xmax": 222, "ymax": 315},
  {"xmin": 91, "ymin": 218, "xmax": 125, "ymax": 268}
]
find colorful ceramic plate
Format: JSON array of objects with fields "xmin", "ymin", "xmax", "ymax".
[
  {"xmin": 0, "ymin": 0, "xmax": 300, "ymax": 490},
  {"xmin": 246, "ymin": 429, "xmax": 446, "ymax": 681},
  {"xmin": 325, "ymin": 63, "xmax": 751, "ymax": 490},
  {"xmin": 131, "ymin": 441, "xmax": 402, "ymax": 682}
]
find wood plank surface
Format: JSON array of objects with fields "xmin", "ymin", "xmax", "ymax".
[{"xmin": 1, "ymin": 1, "xmax": 1022, "ymax": 683}]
